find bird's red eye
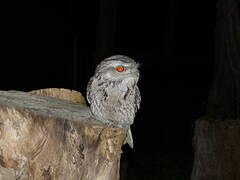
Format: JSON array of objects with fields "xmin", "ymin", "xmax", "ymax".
[{"xmin": 116, "ymin": 65, "xmax": 125, "ymax": 72}]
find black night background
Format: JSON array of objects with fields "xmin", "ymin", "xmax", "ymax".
[{"xmin": 2, "ymin": 0, "xmax": 217, "ymax": 179}]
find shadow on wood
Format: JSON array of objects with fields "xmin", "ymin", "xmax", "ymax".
[{"xmin": 0, "ymin": 89, "xmax": 127, "ymax": 180}]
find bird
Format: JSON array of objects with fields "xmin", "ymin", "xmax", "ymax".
[{"xmin": 87, "ymin": 55, "xmax": 141, "ymax": 148}]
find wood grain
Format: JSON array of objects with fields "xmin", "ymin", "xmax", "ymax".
[{"xmin": 0, "ymin": 90, "xmax": 126, "ymax": 180}]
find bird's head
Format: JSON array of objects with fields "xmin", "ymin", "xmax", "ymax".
[{"xmin": 94, "ymin": 55, "xmax": 140, "ymax": 84}]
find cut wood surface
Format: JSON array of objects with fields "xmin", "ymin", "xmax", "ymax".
[
  {"xmin": 30, "ymin": 88, "xmax": 86, "ymax": 105},
  {"xmin": 0, "ymin": 90, "xmax": 126, "ymax": 180}
]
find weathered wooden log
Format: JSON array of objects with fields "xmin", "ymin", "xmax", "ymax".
[
  {"xmin": 0, "ymin": 90, "xmax": 127, "ymax": 180},
  {"xmin": 191, "ymin": 117, "xmax": 240, "ymax": 180},
  {"xmin": 30, "ymin": 88, "xmax": 86, "ymax": 105}
]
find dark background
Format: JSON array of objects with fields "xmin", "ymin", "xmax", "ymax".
[{"xmin": 2, "ymin": 0, "xmax": 217, "ymax": 179}]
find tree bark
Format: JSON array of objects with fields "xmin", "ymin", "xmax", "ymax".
[
  {"xmin": 207, "ymin": 0, "xmax": 240, "ymax": 118},
  {"xmin": 0, "ymin": 89, "xmax": 126, "ymax": 180}
]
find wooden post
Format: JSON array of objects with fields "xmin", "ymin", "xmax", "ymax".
[
  {"xmin": 191, "ymin": 117, "xmax": 240, "ymax": 180},
  {"xmin": 0, "ymin": 89, "xmax": 126, "ymax": 180},
  {"xmin": 191, "ymin": 0, "xmax": 240, "ymax": 179}
]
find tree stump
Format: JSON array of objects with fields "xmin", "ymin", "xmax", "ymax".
[
  {"xmin": 191, "ymin": 117, "xmax": 240, "ymax": 180},
  {"xmin": 0, "ymin": 89, "xmax": 127, "ymax": 180}
]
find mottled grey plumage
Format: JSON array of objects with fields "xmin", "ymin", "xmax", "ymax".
[{"xmin": 87, "ymin": 55, "xmax": 141, "ymax": 147}]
